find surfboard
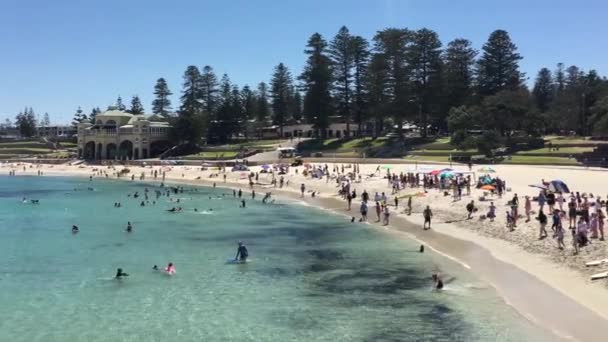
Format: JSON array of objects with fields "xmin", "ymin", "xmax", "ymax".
[
  {"xmin": 585, "ymin": 259, "xmax": 608, "ymax": 267},
  {"xmin": 590, "ymin": 271, "xmax": 608, "ymax": 280}
]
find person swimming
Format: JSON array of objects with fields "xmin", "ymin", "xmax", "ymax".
[
  {"xmin": 164, "ymin": 262, "xmax": 176, "ymax": 275},
  {"xmin": 126, "ymin": 222, "xmax": 132, "ymax": 232},
  {"xmin": 152, "ymin": 265, "xmax": 159, "ymax": 270},
  {"xmin": 235, "ymin": 241, "xmax": 249, "ymax": 262},
  {"xmin": 432, "ymin": 274, "xmax": 444, "ymax": 290},
  {"xmin": 240, "ymin": 200, "xmax": 246, "ymax": 208},
  {"xmin": 72, "ymin": 225, "xmax": 79, "ymax": 233},
  {"xmin": 115, "ymin": 268, "xmax": 129, "ymax": 279}
]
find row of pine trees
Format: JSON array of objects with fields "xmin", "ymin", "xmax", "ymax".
[{"xmin": 69, "ymin": 26, "xmax": 608, "ymax": 143}]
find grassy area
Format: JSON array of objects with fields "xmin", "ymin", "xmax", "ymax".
[
  {"xmin": 0, "ymin": 141, "xmax": 51, "ymax": 149},
  {"xmin": 402, "ymin": 155, "xmax": 452, "ymax": 162},
  {"xmin": 299, "ymin": 137, "xmax": 390, "ymax": 153},
  {"xmin": 182, "ymin": 151, "xmax": 240, "ymax": 160},
  {"xmin": 516, "ymin": 147, "xmax": 593, "ymax": 155},
  {"xmin": 413, "ymin": 137, "xmax": 454, "ymax": 150},
  {"xmin": 502, "ymin": 155, "xmax": 580, "ymax": 165},
  {"xmin": 0, "ymin": 148, "xmax": 54, "ymax": 154}
]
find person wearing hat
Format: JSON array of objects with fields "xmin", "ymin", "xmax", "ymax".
[{"xmin": 235, "ymin": 241, "xmax": 249, "ymax": 263}]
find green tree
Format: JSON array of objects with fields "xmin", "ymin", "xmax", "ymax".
[
  {"xmin": 171, "ymin": 66, "xmax": 205, "ymax": 144},
  {"xmin": 211, "ymin": 74, "xmax": 236, "ymax": 143},
  {"xmin": 116, "ymin": 96, "xmax": 126, "ymax": 111},
  {"xmin": 71, "ymin": 106, "xmax": 88, "ymax": 127},
  {"xmin": 476, "ymin": 130, "xmax": 501, "ymax": 157},
  {"xmin": 366, "ymin": 53, "xmax": 390, "ymax": 137},
  {"xmin": 16, "ymin": 107, "xmax": 37, "ymax": 137},
  {"xmin": 300, "ymin": 33, "xmax": 334, "ymax": 138},
  {"xmin": 480, "ymin": 88, "xmax": 534, "ymax": 135},
  {"xmin": 129, "ymin": 95, "xmax": 144, "ymax": 114},
  {"xmin": 351, "ymin": 35, "xmax": 370, "ymax": 136},
  {"xmin": 372, "ymin": 28, "xmax": 411, "ymax": 137},
  {"xmin": 89, "ymin": 107, "xmax": 101, "ymax": 124},
  {"xmin": 476, "ymin": 30, "xmax": 523, "ymax": 97},
  {"xmin": 532, "ymin": 68, "xmax": 554, "ymax": 113},
  {"xmin": 240, "ymin": 85, "xmax": 256, "ymax": 137},
  {"xmin": 200, "ymin": 65, "xmax": 219, "ymax": 116},
  {"xmin": 408, "ymin": 28, "xmax": 443, "ymax": 136},
  {"xmin": 329, "ymin": 26, "xmax": 354, "ymax": 135},
  {"xmin": 42, "ymin": 112, "xmax": 51, "ymax": 126},
  {"xmin": 443, "ymin": 38, "xmax": 477, "ymax": 111},
  {"xmin": 255, "ymin": 82, "xmax": 270, "ymax": 126},
  {"xmin": 270, "ymin": 63, "xmax": 293, "ymax": 136},
  {"xmin": 152, "ymin": 78, "xmax": 173, "ymax": 118},
  {"xmin": 289, "ymin": 88, "xmax": 303, "ymax": 121}
]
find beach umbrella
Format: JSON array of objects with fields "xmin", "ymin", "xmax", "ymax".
[
  {"xmin": 549, "ymin": 180, "xmax": 570, "ymax": 193},
  {"xmin": 440, "ymin": 170, "xmax": 455, "ymax": 178},
  {"xmin": 528, "ymin": 184, "xmax": 548, "ymax": 191},
  {"xmin": 261, "ymin": 164, "xmax": 270, "ymax": 170},
  {"xmin": 477, "ymin": 166, "xmax": 496, "ymax": 173},
  {"xmin": 480, "ymin": 185, "xmax": 495, "ymax": 191}
]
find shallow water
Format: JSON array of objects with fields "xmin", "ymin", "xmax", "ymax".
[{"xmin": 0, "ymin": 176, "xmax": 554, "ymax": 341}]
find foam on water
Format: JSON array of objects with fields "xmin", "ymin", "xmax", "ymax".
[{"xmin": 0, "ymin": 176, "xmax": 555, "ymax": 341}]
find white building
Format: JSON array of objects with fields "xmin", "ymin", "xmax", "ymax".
[{"xmin": 77, "ymin": 108, "xmax": 171, "ymax": 160}]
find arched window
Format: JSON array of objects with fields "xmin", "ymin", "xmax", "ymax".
[{"xmin": 106, "ymin": 120, "xmax": 117, "ymax": 126}]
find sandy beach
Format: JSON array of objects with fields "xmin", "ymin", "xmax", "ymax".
[{"xmin": 4, "ymin": 160, "xmax": 608, "ymax": 341}]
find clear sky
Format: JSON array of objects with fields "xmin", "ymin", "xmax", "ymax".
[{"xmin": 1, "ymin": 0, "xmax": 607, "ymax": 124}]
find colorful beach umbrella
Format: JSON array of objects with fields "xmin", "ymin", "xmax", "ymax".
[
  {"xmin": 549, "ymin": 180, "xmax": 570, "ymax": 193},
  {"xmin": 261, "ymin": 164, "xmax": 270, "ymax": 169},
  {"xmin": 480, "ymin": 185, "xmax": 495, "ymax": 191}
]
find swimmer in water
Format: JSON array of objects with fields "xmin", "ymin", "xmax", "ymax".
[
  {"xmin": 126, "ymin": 222, "xmax": 132, "ymax": 232},
  {"xmin": 165, "ymin": 262, "xmax": 176, "ymax": 274},
  {"xmin": 152, "ymin": 265, "xmax": 159, "ymax": 270},
  {"xmin": 72, "ymin": 225, "xmax": 79, "ymax": 233},
  {"xmin": 432, "ymin": 274, "xmax": 444, "ymax": 290},
  {"xmin": 235, "ymin": 241, "xmax": 249, "ymax": 262},
  {"xmin": 115, "ymin": 268, "xmax": 129, "ymax": 279},
  {"xmin": 419, "ymin": 245, "xmax": 425, "ymax": 253},
  {"xmin": 240, "ymin": 200, "xmax": 246, "ymax": 208}
]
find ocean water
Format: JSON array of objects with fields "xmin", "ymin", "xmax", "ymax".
[{"xmin": 0, "ymin": 176, "xmax": 554, "ymax": 342}]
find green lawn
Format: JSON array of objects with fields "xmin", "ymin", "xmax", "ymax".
[
  {"xmin": 299, "ymin": 137, "xmax": 390, "ymax": 153},
  {"xmin": 516, "ymin": 146, "xmax": 593, "ymax": 155},
  {"xmin": 402, "ymin": 155, "xmax": 452, "ymax": 162},
  {"xmin": 0, "ymin": 148, "xmax": 54, "ymax": 154},
  {"xmin": 502, "ymin": 155, "xmax": 580, "ymax": 165},
  {"xmin": 182, "ymin": 151, "xmax": 240, "ymax": 160},
  {"xmin": 0, "ymin": 141, "xmax": 50, "ymax": 149},
  {"xmin": 413, "ymin": 137, "xmax": 454, "ymax": 150}
]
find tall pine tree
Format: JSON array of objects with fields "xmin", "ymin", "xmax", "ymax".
[
  {"xmin": 72, "ymin": 106, "xmax": 88, "ymax": 127},
  {"xmin": 532, "ymin": 68, "xmax": 554, "ymax": 113},
  {"xmin": 476, "ymin": 30, "xmax": 523, "ymax": 97},
  {"xmin": 116, "ymin": 96, "xmax": 126, "ymax": 111},
  {"xmin": 256, "ymin": 82, "xmax": 270, "ymax": 126},
  {"xmin": 443, "ymin": 38, "xmax": 477, "ymax": 111},
  {"xmin": 129, "ymin": 95, "xmax": 144, "ymax": 114},
  {"xmin": 200, "ymin": 65, "xmax": 219, "ymax": 116},
  {"xmin": 408, "ymin": 28, "xmax": 443, "ymax": 137},
  {"xmin": 170, "ymin": 66, "xmax": 205, "ymax": 144},
  {"xmin": 300, "ymin": 33, "xmax": 333, "ymax": 138},
  {"xmin": 152, "ymin": 78, "xmax": 173, "ymax": 118},
  {"xmin": 270, "ymin": 63, "xmax": 293, "ymax": 137},
  {"xmin": 329, "ymin": 26, "xmax": 354, "ymax": 136},
  {"xmin": 351, "ymin": 35, "xmax": 370, "ymax": 136}
]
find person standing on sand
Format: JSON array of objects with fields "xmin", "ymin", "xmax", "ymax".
[
  {"xmin": 375, "ymin": 202, "xmax": 381, "ymax": 222},
  {"xmin": 524, "ymin": 196, "xmax": 532, "ymax": 222},
  {"xmin": 557, "ymin": 192, "xmax": 565, "ymax": 212},
  {"xmin": 383, "ymin": 205, "xmax": 390, "ymax": 225},
  {"xmin": 346, "ymin": 192, "xmax": 352, "ymax": 211},
  {"xmin": 423, "ymin": 206, "xmax": 432, "ymax": 230},
  {"xmin": 394, "ymin": 196, "xmax": 398, "ymax": 208},
  {"xmin": 568, "ymin": 198, "xmax": 577, "ymax": 229},
  {"xmin": 598, "ymin": 208, "xmax": 605, "ymax": 241},
  {"xmin": 360, "ymin": 201, "xmax": 368, "ymax": 221},
  {"xmin": 487, "ymin": 202, "xmax": 496, "ymax": 222},
  {"xmin": 556, "ymin": 225, "xmax": 565, "ymax": 249},
  {"xmin": 466, "ymin": 200, "xmax": 475, "ymax": 219},
  {"xmin": 537, "ymin": 191, "xmax": 546, "ymax": 212},
  {"xmin": 407, "ymin": 196, "xmax": 412, "ymax": 216},
  {"xmin": 537, "ymin": 210, "xmax": 548, "ymax": 239},
  {"xmin": 300, "ymin": 184, "xmax": 305, "ymax": 197},
  {"xmin": 511, "ymin": 194, "xmax": 519, "ymax": 227},
  {"xmin": 362, "ymin": 190, "xmax": 369, "ymax": 203}
]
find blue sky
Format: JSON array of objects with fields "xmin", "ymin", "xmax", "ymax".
[{"xmin": 1, "ymin": 0, "xmax": 607, "ymax": 124}]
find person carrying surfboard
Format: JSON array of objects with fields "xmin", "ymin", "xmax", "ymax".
[{"xmin": 235, "ymin": 241, "xmax": 249, "ymax": 262}]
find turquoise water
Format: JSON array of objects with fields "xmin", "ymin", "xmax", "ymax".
[{"xmin": 0, "ymin": 176, "xmax": 554, "ymax": 341}]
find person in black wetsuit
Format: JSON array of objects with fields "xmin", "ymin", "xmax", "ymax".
[
  {"xmin": 432, "ymin": 274, "xmax": 444, "ymax": 290},
  {"xmin": 235, "ymin": 241, "xmax": 249, "ymax": 262},
  {"xmin": 115, "ymin": 268, "xmax": 129, "ymax": 279}
]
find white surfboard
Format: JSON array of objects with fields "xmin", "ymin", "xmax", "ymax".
[
  {"xmin": 590, "ymin": 271, "xmax": 608, "ymax": 280},
  {"xmin": 585, "ymin": 259, "xmax": 608, "ymax": 267}
]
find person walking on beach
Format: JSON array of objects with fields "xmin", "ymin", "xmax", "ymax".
[
  {"xmin": 524, "ymin": 196, "xmax": 532, "ymax": 222},
  {"xmin": 598, "ymin": 208, "xmax": 605, "ymax": 241},
  {"xmin": 557, "ymin": 192, "xmax": 565, "ymax": 212},
  {"xmin": 375, "ymin": 202, "xmax": 381, "ymax": 222},
  {"xmin": 538, "ymin": 191, "xmax": 546, "ymax": 213},
  {"xmin": 537, "ymin": 210, "xmax": 548, "ymax": 239},
  {"xmin": 568, "ymin": 198, "xmax": 577, "ymax": 228},
  {"xmin": 511, "ymin": 194, "xmax": 519, "ymax": 227},
  {"xmin": 407, "ymin": 196, "xmax": 412, "ymax": 216},
  {"xmin": 300, "ymin": 184, "xmax": 305, "ymax": 197},
  {"xmin": 423, "ymin": 206, "xmax": 432, "ymax": 230},
  {"xmin": 487, "ymin": 202, "xmax": 496, "ymax": 222},
  {"xmin": 556, "ymin": 225, "xmax": 565, "ymax": 249},
  {"xmin": 360, "ymin": 201, "xmax": 368, "ymax": 222},
  {"xmin": 466, "ymin": 200, "xmax": 475, "ymax": 219},
  {"xmin": 383, "ymin": 205, "xmax": 390, "ymax": 226},
  {"xmin": 346, "ymin": 192, "xmax": 352, "ymax": 211}
]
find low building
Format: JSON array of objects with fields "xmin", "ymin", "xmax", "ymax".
[
  {"xmin": 37, "ymin": 125, "xmax": 76, "ymax": 138},
  {"xmin": 261, "ymin": 123, "xmax": 362, "ymax": 139},
  {"xmin": 77, "ymin": 108, "xmax": 171, "ymax": 160}
]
